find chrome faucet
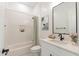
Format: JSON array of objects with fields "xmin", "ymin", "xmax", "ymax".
[{"xmin": 58, "ymin": 33, "xmax": 64, "ymax": 41}]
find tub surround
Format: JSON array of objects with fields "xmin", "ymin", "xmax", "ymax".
[
  {"xmin": 40, "ymin": 37, "xmax": 79, "ymax": 56},
  {"xmin": 6, "ymin": 41, "xmax": 33, "ymax": 56}
]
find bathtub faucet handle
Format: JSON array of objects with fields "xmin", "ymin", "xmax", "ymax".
[{"xmin": 2, "ymin": 49, "xmax": 9, "ymax": 55}]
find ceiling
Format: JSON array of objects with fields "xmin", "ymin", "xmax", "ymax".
[
  {"xmin": 6, "ymin": 2, "xmax": 62, "ymax": 8},
  {"xmin": 20, "ymin": 2, "xmax": 52, "ymax": 7}
]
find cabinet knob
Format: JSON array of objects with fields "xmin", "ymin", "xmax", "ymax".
[{"xmin": 50, "ymin": 54, "xmax": 53, "ymax": 56}]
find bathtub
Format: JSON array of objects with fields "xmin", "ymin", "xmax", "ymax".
[{"xmin": 6, "ymin": 41, "xmax": 33, "ymax": 56}]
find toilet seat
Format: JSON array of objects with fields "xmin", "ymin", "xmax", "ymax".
[{"xmin": 31, "ymin": 45, "xmax": 41, "ymax": 52}]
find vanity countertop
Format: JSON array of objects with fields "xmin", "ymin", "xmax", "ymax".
[{"xmin": 40, "ymin": 38, "xmax": 79, "ymax": 55}]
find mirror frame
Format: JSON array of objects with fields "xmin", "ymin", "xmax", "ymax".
[{"xmin": 52, "ymin": 2, "xmax": 77, "ymax": 34}]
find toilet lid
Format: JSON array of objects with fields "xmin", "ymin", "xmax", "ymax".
[{"xmin": 31, "ymin": 45, "xmax": 41, "ymax": 50}]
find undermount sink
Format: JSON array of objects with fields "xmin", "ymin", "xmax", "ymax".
[{"xmin": 49, "ymin": 38, "xmax": 68, "ymax": 44}]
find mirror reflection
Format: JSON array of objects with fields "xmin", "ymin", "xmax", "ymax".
[{"xmin": 53, "ymin": 2, "xmax": 77, "ymax": 34}]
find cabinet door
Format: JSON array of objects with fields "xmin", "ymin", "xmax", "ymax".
[
  {"xmin": 41, "ymin": 47, "xmax": 50, "ymax": 56},
  {"xmin": 41, "ymin": 46, "xmax": 55, "ymax": 56},
  {"xmin": 41, "ymin": 41, "xmax": 54, "ymax": 56}
]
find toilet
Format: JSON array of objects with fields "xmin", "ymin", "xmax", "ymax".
[{"xmin": 30, "ymin": 45, "xmax": 41, "ymax": 56}]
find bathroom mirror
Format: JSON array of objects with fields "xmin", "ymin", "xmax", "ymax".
[{"xmin": 53, "ymin": 2, "xmax": 77, "ymax": 34}]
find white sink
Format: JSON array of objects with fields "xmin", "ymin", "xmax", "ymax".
[{"xmin": 49, "ymin": 38, "xmax": 68, "ymax": 44}]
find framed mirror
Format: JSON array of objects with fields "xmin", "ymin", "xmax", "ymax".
[{"xmin": 53, "ymin": 2, "xmax": 77, "ymax": 34}]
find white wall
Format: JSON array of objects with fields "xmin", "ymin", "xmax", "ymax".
[
  {"xmin": 0, "ymin": 3, "xmax": 5, "ymax": 55},
  {"xmin": 39, "ymin": 5, "xmax": 52, "ymax": 39},
  {"xmin": 5, "ymin": 3, "xmax": 34, "ymax": 49}
]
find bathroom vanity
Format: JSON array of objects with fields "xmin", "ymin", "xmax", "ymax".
[
  {"xmin": 40, "ymin": 38, "xmax": 79, "ymax": 56},
  {"xmin": 41, "ymin": 2, "xmax": 79, "ymax": 56}
]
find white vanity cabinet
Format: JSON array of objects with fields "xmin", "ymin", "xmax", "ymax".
[
  {"xmin": 40, "ymin": 39, "xmax": 79, "ymax": 56},
  {"xmin": 41, "ymin": 41, "xmax": 58, "ymax": 56}
]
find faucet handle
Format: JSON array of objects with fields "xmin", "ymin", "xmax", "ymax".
[
  {"xmin": 58, "ymin": 33, "xmax": 64, "ymax": 41},
  {"xmin": 58, "ymin": 33, "xmax": 62, "ymax": 36}
]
